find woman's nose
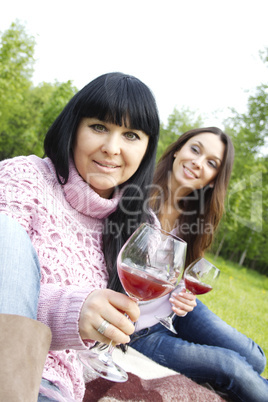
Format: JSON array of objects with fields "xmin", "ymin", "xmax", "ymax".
[
  {"xmin": 101, "ymin": 134, "xmax": 121, "ymax": 155},
  {"xmin": 192, "ymin": 157, "xmax": 203, "ymax": 168}
]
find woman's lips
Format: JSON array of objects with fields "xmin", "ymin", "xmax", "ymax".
[
  {"xmin": 94, "ymin": 160, "xmax": 119, "ymax": 170},
  {"xmin": 183, "ymin": 165, "xmax": 197, "ymax": 178}
]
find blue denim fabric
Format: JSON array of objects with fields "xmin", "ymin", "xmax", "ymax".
[
  {"xmin": 38, "ymin": 395, "xmax": 58, "ymax": 402},
  {"xmin": 130, "ymin": 299, "xmax": 268, "ymax": 402},
  {"xmin": 0, "ymin": 214, "xmax": 40, "ymax": 318},
  {"xmin": 38, "ymin": 379, "xmax": 63, "ymax": 401}
]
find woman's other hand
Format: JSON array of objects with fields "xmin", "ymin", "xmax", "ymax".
[
  {"xmin": 169, "ymin": 289, "xmax": 197, "ymax": 317},
  {"xmin": 79, "ymin": 289, "xmax": 140, "ymax": 345}
]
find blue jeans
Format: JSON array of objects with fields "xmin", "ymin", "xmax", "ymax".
[
  {"xmin": 130, "ymin": 299, "xmax": 268, "ymax": 402},
  {"xmin": 0, "ymin": 214, "xmax": 40, "ymax": 318}
]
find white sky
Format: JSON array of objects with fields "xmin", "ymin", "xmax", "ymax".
[{"xmin": 1, "ymin": 0, "xmax": 268, "ymax": 126}]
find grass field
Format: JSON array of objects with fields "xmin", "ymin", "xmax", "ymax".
[{"xmin": 201, "ymin": 254, "xmax": 268, "ymax": 378}]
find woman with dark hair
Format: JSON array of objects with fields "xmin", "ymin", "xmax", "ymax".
[
  {"xmin": 130, "ymin": 127, "xmax": 268, "ymax": 402},
  {"xmin": 0, "ymin": 72, "xmax": 159, "ymax": 401}
]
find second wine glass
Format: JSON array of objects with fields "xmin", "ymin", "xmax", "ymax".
[{"xmin": 156, "ymin": 258, "xmax": 220, "ymax": 334}]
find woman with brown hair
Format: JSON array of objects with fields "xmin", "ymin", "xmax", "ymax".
[
  {"xmin": 130, "ymin": 127, "xmax": 268, "ymax": 402},
  {"xmin": 150, "ymin": 126, "xmax": 233, "ymax": 266}
]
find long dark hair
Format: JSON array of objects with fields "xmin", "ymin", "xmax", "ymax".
[
  {"xmin": 150, "ymin": 127, "xmax": 234, "ymax": 267},
  {"xmin": 44, "ymin": 72, "xmax": 160, "ymax": 292}
]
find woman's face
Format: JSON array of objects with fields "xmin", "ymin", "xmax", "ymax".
[
  {"xmin": 171, "ymin": 132, "xmax": 225, "ymax": 195},
  {"xmin": 73, "ymin": 117, "xmax": 149, "ymax": 198}
]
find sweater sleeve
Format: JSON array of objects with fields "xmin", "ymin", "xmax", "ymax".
[{"xmin": 38, "ymin": 284, "xmax": 95, "ymax": 350}]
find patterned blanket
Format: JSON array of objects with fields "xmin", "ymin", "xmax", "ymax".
[{"xmin": 83, "ymin": 347, "xmax": 225, "ymax": 402}]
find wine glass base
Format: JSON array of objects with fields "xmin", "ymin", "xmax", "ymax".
[
  {"xmin": 78, "ymin": 350, "xmax": 128, "ymax": 383},
  {"xmin": 155, "ymin": 316, "xmax": 178, "ymax": 334}
]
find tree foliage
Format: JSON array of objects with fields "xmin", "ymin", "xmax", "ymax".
[
  {"xmin": 211, "ymin": 52, "xmax": 268, "ymax": 275},
  {"xmin": 0, "ymin": 21, "xmax": 77, "ymax": 160}
]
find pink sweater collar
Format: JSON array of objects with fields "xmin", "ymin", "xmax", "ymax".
[{"xmin": 62, "ymin": 159, "xmax": 122, "ymax": 219}]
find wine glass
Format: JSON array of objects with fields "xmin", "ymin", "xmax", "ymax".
[
  {"xmin": 78, "ymin": 223, "xmax": 187, "ymax": 382},
  {"xmin": 156, "ymin": 258, "xmax": 220, "ymax": 334},
  {"xmin": 184, "ymin": 257, "xmax": 220, "ymax": 294},
  {"xmin": 117, "ymin": 223, "xmax": 187, "ymax": 303}
]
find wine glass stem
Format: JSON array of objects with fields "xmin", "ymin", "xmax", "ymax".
[
  {"xmin": 107, "ymin": 340, "xmax": 115, "ymax": 355},
  {"xmin": 98, "ymin": 340, "xmax": 116, "ymax": 366}
]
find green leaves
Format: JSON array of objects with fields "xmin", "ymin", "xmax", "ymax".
[
  {"xmin": 0, "ymin": 22, "xmax": 77, "ymax": 160},
  {"xmin": 213, "ymin": 56, "xmax": 268, "ymax": 275}
]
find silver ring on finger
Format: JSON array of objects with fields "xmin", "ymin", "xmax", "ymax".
[{"xmin": 97, "ymin": 319, "xmax": 110, "ymax": 335}]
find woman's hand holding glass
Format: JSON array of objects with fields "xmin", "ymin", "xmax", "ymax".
[
  {"xmin": 169, "ymin": 288, "xmax": 197, "ymax": 317},
  {"xmin": 79, "ymin": 289, "xmax": 139, "ymax": 346},
  {"xmin": 77, "ymin": 289, "xmax": 139, "ymax": 383}
]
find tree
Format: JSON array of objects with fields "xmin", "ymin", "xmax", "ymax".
[
  {"xmin": 38, "ymin": 80, "xmax": 77, "ymax": 137},
  {"xmin": 0, "ymin": 22, "xmax": 77, "ymax": 160},
  {"xmin": 15, "ymin": 81, "xmax": 77, "ymax": 158},
  {"xmin": 212, "ymin": 49, "xmax": 268, "ymax": 275},
  {"xmin": 0, "ymin": 20, "xmax": 34, "ymax": 91},
  {"xmin": 0, "ymin": 21, "xmax": 35, "ymax": 159}
]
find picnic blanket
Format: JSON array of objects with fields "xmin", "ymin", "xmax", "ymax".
[{"xmin": 83, "ymin": 347, "xmax": 225, "ymax": 401}]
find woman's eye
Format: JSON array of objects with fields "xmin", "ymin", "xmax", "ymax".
[
  {"xmin": 191, "ymin": 145, "xmax": 199, "ymax": 154},
  {"xmin": 124, "ymin": 132, "xmax": 139, "ymax": 140},
  {"xmin": 92, "ymin": 124, "xmax": 106, "ymax": 132},
  {"xmin": 208, "ymin": 160, "xmax": 217, "ymax": 169}
]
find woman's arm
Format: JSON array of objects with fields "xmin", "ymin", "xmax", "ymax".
[{"xmin": 38, "ymin": 285, "xmax": 139, "ymax": 350}]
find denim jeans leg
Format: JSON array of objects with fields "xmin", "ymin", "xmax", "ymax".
[
  {"xmin": 175, "ymin": 299, "xmax": 266, "ymax": 374},
  {"xmin": 0, "ymin": 214, "xmax": 40, "ymax": 319},
  {"xmin": 131, "ymin": 302, "xmax": 268, "ymax": 402}
]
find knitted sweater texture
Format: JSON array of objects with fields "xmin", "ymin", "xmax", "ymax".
[{"xmin": 0, "ymin": 155, "xmax": 121, "ymax": 401}]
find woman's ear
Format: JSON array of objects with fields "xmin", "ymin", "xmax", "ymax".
[
  {"xmin": 174, "ymin": 152, "xmax": 177, "ymax": 158},
  {"xmin": 209, "ymin": 181, "xmax": 214, "ymax": 188}
]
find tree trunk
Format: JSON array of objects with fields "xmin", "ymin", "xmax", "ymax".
[
  {"xmin": 228, "ymin": 250, "xmax": 234, "ymax": 261},
  {"xmin": 239, "ymin": 249, "xmax": 247, "ymax": 266},
  {"xmin": 239, "ymin": 236, "xmax": 252, "ymax": 266},
  {"xmin": 215, "ymin": 234, "xmax": 226, "ymax": 257}
]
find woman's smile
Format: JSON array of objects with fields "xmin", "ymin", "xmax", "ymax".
[
  {"xmin": 94, "ymin": 160, "xmax": 120, "ymax": 170},
  {"xmin": 183, "ymin": 165, "xmax": 198, "ymax": 179}
]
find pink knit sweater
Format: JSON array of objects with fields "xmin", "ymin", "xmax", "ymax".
[{"xmin": 0, "ymin": 155, "xmax": 121, "ymax": 401}]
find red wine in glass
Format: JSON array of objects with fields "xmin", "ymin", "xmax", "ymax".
[
  {"xmin": 118, "ymin": 263, "xmax": 175, "ymax": 302},
  {"xmin": 184, "ymin": 276, "xmax": 212, "ymax": 295},
  {"xmin": 184, "ymin": 258, "xmax": 220, "ymax": 295},
  {"xmin": 117, "ymin": 223, "xmax": 186, "ymax": 305},
  {"xmin": 156, "ymin": 257, "xmax": 220, "ymax": 334}
]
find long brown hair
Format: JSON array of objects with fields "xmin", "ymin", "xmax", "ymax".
[{"xmin": 150, "ymin": 127, "xmax": 234, "ymax": 267}]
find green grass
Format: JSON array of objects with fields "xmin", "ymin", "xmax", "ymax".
[{"xmin": 202, "ymin": 254, "xmax": 268, "ymax": 378}]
